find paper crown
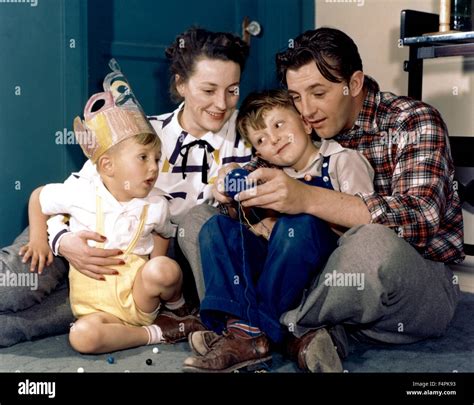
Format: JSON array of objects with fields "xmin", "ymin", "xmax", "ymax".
[{"xmin": 74, "ymin": 59, "xmax": 157, "ymax": 163}]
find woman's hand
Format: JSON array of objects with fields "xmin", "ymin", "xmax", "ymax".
[
  {"xmin": 58, "ymin": 231, "xmax": 123, "ymax": 280},
  {"xmin": 238, "ymin": 168, "xmax": 311, "ymax": 214},
  {"xmin": 19, "ymin": 240, "xmax": 53, "ymax": 274},
  {"xmin": 212, "ymin": 163, "xmax": 240, "ymax": 204}
]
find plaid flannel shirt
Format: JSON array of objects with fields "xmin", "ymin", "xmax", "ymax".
[{"xmin": 239, "ymin": 76, "xmax": 464, "ymax": 264}]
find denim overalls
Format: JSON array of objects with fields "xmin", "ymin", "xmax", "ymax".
[{"xmin": 198, "ymin": 156, "xmax": 339, "ymax": 343}]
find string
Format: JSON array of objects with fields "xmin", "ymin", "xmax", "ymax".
[{"xmin": 239, "ymin": 205, "xmax": 272, "ymax": 240}]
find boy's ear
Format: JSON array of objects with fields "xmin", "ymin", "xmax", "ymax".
[
  {"xmin": 97, "ymin": 153, "xmax": 114, "ymax": 176},
  {"xmin": 349, "ymin": 70, "xmax": 364, "ymax": 97}
]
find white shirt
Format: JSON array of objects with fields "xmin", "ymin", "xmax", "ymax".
[
  {"xmin": 40, "ymin": 170, "xmax": 175, "ymax": 256},
  {"xmin": 149, "ymin": 104, "xmax": 252, "ymax": 224},
  {"xmin": 283, "ymin": 139, "xmax": 374, "ymax": 195}
]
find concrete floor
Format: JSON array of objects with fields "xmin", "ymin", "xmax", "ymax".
[
  {"xmin": 1, "ymin": 292, "xmax": 473, "ymax": 373},
  {"xmin": 0, "ymin": 333, "xmax": 296, "ymax": 373}
]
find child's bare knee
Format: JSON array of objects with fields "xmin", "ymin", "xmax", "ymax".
[
  {"xmin": 69, "ymin": 318, "xmax": 103, "ymax": 354},
  {"xmin": 143, "ymin": 257, "xmax": 181, "ymax": 288}
]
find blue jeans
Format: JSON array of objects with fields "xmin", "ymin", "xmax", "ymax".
[{"xmin": 198, "ymin": 214, "xmax": 338, "ymax": 344}]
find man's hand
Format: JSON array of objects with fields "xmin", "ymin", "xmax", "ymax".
[
  {"xmin": 59, "ymin": 231, "xmax": 124, "ymax": 280},
  {"xmin": 212, "ymin": 163, "xmax": 240, "ymax": 203},
  {"xmin": 238, "ymin": 168, "xmax": 310, "ymax": 214},
  {"xmin": 19, "ymin": 240, "xmax": 53, "ymax": 274},
  {"xmin": 239, "ymin": 168, "xmax": 371, "ymax": 228}
]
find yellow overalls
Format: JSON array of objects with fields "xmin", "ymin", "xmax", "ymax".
[{"xmin": 69, "ymin": 195, "xmax": 159, "ymax": 326}]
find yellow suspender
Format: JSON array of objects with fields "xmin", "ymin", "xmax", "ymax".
[{"xmin": 95, "ymin": 192, "xmax": 149, "ymax": 254}]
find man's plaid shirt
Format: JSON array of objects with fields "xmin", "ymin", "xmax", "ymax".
[{"xmin": 242, "ymin": 76, "xmax": 464, "ymax": 264}]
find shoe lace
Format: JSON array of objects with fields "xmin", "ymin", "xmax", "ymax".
[
  {"xmin": 206, "ymin": 332, "xmax": 225, "ymax": 350},
  {"xmin": 202, "ymin": 333, "xmax": 229, "ymax": 356}
]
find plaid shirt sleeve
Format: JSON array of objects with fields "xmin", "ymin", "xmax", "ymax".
[{"xmin": 359, "ymin": 105, "xmax": 458, "ymax": 252}]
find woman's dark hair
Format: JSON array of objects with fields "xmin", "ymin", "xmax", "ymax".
[
  {"xmin": 276, "ymin": 27, "xmax": 363, "ymax": 86},
  {"xmin": 165, "ymin": 27, "xmax": 250, "ymax": 102}
]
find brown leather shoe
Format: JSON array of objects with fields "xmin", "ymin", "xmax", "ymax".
[
  {"xmin": 153, "ymin": 313, "xmax": 206, "ymax": 343},
  {"xmin": 288, "ymin": 328, "xmax": 343, "ymax": 373},
  {"xmin": 182, "ymin": 332, "xmax": 272, "ymax": 373},
  {"xmin": 188, "ymin": 330, "xmax": 220, "ymax": 356}
]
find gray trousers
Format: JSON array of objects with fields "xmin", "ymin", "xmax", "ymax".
[
  {"xmin": 0, "ymin": 227, "xmax": 73, "ymax": 347},
  {"xmin": 177, "ymin": 204, "xmax": 220, "ymax": 301},
  {"xmin": 179, "ymin": 204, "xmax": 460, "ymax": 345}
]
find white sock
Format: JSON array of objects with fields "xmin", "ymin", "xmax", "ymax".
[
  {"xmin": 164, "ymin": 295, "xmax": 185, "ymax": 310},
  {"xmin": 143, "ymin": 324, "xmax": 165, "ymax": 345}
]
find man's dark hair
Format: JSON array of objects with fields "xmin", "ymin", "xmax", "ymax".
[{"xmin": 276, "ymin": 27, "xmax": 363, "ymax": 86}]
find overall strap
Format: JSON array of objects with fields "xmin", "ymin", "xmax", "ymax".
[
  {"xmin": 320, "ymin": 155, "xmax": 332, "ymax": 189},
  {"xmin": 95, "ymin": 191, "xmax": 149, "ymax": 254},
  {"xmin": 95, "ymin": 192, "xmax": 105, "ymax": 249},
  {"xmin": 123, "ymin": 204, "xmax": 149, "ymax": 255}
]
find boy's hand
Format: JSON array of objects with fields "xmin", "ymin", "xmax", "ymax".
[
  {"xmin": 212, "ymin": 163, "xmax": 240, "ymax": 203},
  {"xmin": 19, "ymin": 241, "xmax": 53, "ymax": 274}
]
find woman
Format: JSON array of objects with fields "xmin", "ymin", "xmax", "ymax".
[{"xmin": 0, "ymin": 27, "xmax": 251, "ymax": 347}]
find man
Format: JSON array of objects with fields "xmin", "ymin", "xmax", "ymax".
[{"xmin": 178, "ymin": 27, "xmax": 464, "ymax": 372}]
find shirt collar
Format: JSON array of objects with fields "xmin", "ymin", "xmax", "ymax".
[
  {"xmin": 282, "ymin": 139, "xmax": 344, "ymax": 177},
  {"xmin": 334, "ymin": 75, "xmax": 381, "ymax": 142},
  {"xmin": 318, "ymin": 139, "xmax": 346, "ymax": 157},
  {"xmin": 93, "ymin": 172, "xmax": 147, "ymax": 211},
  {"xmin": 169, "ymin": 102, "xmax": 231, "ymax": 150}
]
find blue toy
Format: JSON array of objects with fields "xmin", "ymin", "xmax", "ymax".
[
  {"xmin": 107, "ymin": 356, "xmax": 115, "ymax": 364},
  {"xmin": 224, "ymin": 168, "xmax": 251, "ymax": 199}
]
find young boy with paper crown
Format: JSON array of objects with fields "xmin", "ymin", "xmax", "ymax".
[{"xmin": 25, "ymin": 61, "xmax": 205, "ymax": 354}]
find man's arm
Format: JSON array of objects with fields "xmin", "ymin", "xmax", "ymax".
[
  {"xmin": 240, "ymin": 106, "xmax": 461, "ymax": 260},
  {"xmin": 305, "ymin": 186, "xmax": 372, "ymax": 227},
  {"xmin": 358, "ymin": 107, "xmax": 459, "ymax": 255},
  {"xmin": 239, "ymin": 168, "xmax": 371, "ymax": 228}
]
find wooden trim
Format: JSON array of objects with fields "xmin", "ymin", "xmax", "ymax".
[{"xmin": 417, "ymin": 42, "xmax": 474, "ymax": 59}]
